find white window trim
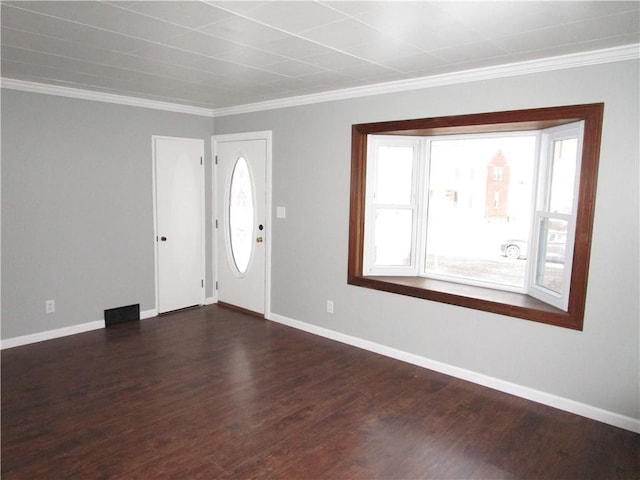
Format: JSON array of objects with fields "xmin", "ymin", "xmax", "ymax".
[
  {"xmin": 363, "ymin": 135, "xmax": 422, "ymax": 276},
  {"xmin": 364, "ymin": 122, "xmax": 584, "ymax": 311},
  {"xmin": 419, "ymin": 130, "xmax": 539, "ymax": 295},
  {"xmin": 528, "ymin": 122, "xmax": 584, "ymax": 310}
]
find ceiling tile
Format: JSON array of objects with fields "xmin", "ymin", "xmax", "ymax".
[
  {"xmin": 82, "ymin": 64, "xmax": 174, "ymax": 86},
  {"xmin": 260, "ymin": 36, "xmax": 336, "ymax": 59},
  {"xmin": 429, "ymin": 41, "xmax": 510, "ymax": 66},
  {"xmin": 264, "ymin": 76, "xmax": 322, "ymax": 92},
  {"xmin": 336, "ymin": 62, "xmax": 403, "ymax": 84},
  {"xmin": 1, "ymin": 4, "xmax": 154, "ymax": 53},
  {"xmin": 5, "ymin": 1, "xmax": 123, "ymax": 26},
  {"xmin": 437, "ymin": 1, "xmax": 553, "ymax": 39},
  {"xmin": 110, "ymin": 1, "xmax": 233, "ymax": 29},
  {"xmin": 1, "ymin": 26, "xmax": 122, "ymax": 64},
  {"xmin": 432, "ymin": 55, "xmax": 515, "ymax": 74},
  {"xmin": 512, "ymin": 34, "xmax": 640, "ymax": 63},
  {"xmin": 87, "ymin": 8, "xmax": 191, "ymax": 43},
  {"xmin": 6, "ymin": 1, "xmax": 191, "ymax": 43},
  {"xmin": 107, "ymin": 56, "xmax": 234, "ymax": 90},
  {"xmin": 319, "ymin": 1, "xmax": 385, "ymax": 17},
  {"xmin": 345, "ymin": 38, "xmax": 424, "ymax": 64},
  {"xmin": 408, "ymin": 20, "xmax": 488, "ymax": 52},
  {"xmin": 1, "ymin": 45, "xmax": 93, "ymax": 74},
  {"xmin": 300, "ymin": 51, "xmax": 367, "ymax": 70},
  {"xmin": 260, "ymin": 59, "xmax": 326, "ymax": 77},
  {"xmin": 294, "ymin": 70, "xmax": 361, "ymax": 90},
  {"xmin": 345, "ymin": 1, "xmax": 459, "ymax": 40},
  {"xmin": 0, "ymin": 72, "xmax": 85, "ymax": 90},
  {"xmin": 1, "ymin": 57, "xmax": 138, "ymax": 93},
  {"xmin": 160, "ymin": 30, "xmax": 239, "ymax": 57},
  {"xmin": 159, "ymin": 65, "xmax": 230, "ymax": 86},
  {"xmin": 187, "ymin": 55, "xmax": 263, "ymax": 76},
  {"xmin": 533, "ymin": 1, "xmax": 640, "ymax": 25},
  {"xmin": 576, "ymin": 33, "xmax": 640, "ymax": 51},
  {"xmin": 492, "ymin": 25, "xmax": 579, "ymax": 54},
  {"xmin": 208, "ymin": 45, "xmax": 288, "ymax": 68},
  {"xmin": 241, "ymin": 1, "xmax": 347, "ymax": 33},
  {"xmin": 190, "ymin": 63, "xmax": 287, "ymax": 85},
  {"xmin": 170, "ymin": 81, "xmax": 230, "ymax": 97},
  {"xmin": 207, "ymin": 2, "xmax": 269, "ymax": 16},
  {"xmin": 379, "ymin": 51, "xmax": 448, "ymax": 74},
  {"xmin": 440, "ymin": 2, "xmax": 639, "ymax": 41},
  {"xmin": 2, "ymin": 44, "xmax": 181, "ymax": 90},
  {"xmin": 300, "ymin": 18, "xmax": 388, "ymax": 50},
  {"xmin": 196, "ymin": 15, "xmax": 289, "ymax": 46},
  {"xmin": 101, "ymin": 52, "xmax": 186, "ymax": 74},
  {"xmin": 128, "ymin": 43, "xmax": 212, "ymax": 66},
  {"xmin": 566, "ymin": 11, "xmax": 640, "ymax": 44}
]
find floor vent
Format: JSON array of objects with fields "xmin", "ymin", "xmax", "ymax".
[{"xmin": 105, "ymin": 304, "xmax": 140, "ymax": 327}]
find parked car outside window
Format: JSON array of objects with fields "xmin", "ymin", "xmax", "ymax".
[{"xmin": 501, "ymin": 232, "xmax": 566, "ymax": 261}]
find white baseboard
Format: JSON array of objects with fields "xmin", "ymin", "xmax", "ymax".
[
  {"xmin": 269, "ymin": 313, "xmax": 640, "ymax": 434},
  {"xmin": 140, "ymin": 308, "xmax": 157, "ymax": 319},
  {"xmin": 1, "ymin": 320, "xmax": 105, "ymax": 350},
  {"xmin": 203, "ymin": 297, "xmax": 216, "ymax": 305},
  {"xmin": 2, "ymin": 308, "xmax": 158, "ymax": 349}
]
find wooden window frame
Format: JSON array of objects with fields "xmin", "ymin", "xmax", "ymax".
[{"xmin": 348, "ymin": 104, "xmax": 604, "ymax": 330}]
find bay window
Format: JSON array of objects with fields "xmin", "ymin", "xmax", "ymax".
[{"xmin": 348, "ymin": 104, "xmax": 604, "ymax": 329}]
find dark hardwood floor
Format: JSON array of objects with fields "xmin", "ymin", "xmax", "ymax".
[{"xmin": 2, "ymin": 305, "xmax": 638, "ymax": 479}]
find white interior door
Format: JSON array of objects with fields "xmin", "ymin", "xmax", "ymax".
[
  {"xmin": 215, "ymin": 137, "xmax": 267, "ymax": 315},
  {"xmin": 154, "ymin": 136, "xmax": 204, "ymax": 314}
]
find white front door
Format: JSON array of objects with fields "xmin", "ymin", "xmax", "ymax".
[
  {"xmin": 153, "ymin": 136, "xmax": 204, "ymax": 314},
  {"xmin": 214, "ymin": 135, "xmax": 269, "ymax": 315}
]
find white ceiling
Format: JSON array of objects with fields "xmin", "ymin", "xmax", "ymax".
[{"xmin": 2, "ymin": 1, "xmax": 639, "ymax": 111}]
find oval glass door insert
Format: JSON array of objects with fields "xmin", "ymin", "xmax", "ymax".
[{"xmin": 229, "ymin": 156, "xmax": 254, "ymax": 274}]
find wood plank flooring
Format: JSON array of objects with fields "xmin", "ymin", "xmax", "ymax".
[{"xmin": 2, "ymin": 305, "xmax": 638, "ymax": 479}]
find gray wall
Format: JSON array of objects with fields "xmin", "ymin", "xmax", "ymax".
[
  {"xmin": 1, "ymin": 90, "xmax": 214, "ymax": 338},
  {"xmin": 213, "ymin": 60, "xmax": 640, "ymax": 420}
]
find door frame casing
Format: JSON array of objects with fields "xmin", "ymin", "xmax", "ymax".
[
  {"xmin": 152, "ymin": 135, "xmax": 206, "ymax": 315},
  {"xmin": 212, "ymin": 131, "xmax": 273, "ymax": 319}
]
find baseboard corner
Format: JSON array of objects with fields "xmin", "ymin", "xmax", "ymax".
[{"xmin": 140, "ymin": 308, "xmax": 158, "ymax": 320}]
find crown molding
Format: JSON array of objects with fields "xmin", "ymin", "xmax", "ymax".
[
  {"xmin": 212, "ymin": 43, "xmax": 640, "ymax": 117},
  {"xmin": 1, "ymin": 44, "xmax": 637, "ymax": 118},
  {"xmin": 0, "ymin": 78, "xmax": 215, "ymax": 117}
]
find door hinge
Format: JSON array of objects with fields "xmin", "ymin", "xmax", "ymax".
[
  {"xmin": 215, "ymin": 155, "xmax": 218, "ymax": 165},
  {"xmin": 201, "ymin": 279, "xmax": 204, "ymax": 288},
  {"xmin": 200, "ymin": 156, "xmax": 203, "ymax": 165},
  {"xmin": 215, "ymin": 219, "xmax": 218, "ymax": 228},
  {"xmin": 215, "ymin": 281, "xmax": 219, "ymax": 290}
]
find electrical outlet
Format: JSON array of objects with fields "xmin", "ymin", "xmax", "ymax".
[
  {"xmin": 45, "ymin": 299, "xmax": 55, "ymax": 314},
  {"xmin": 326, "ymin": 300, "xmax": 334, "ymax": 314}
]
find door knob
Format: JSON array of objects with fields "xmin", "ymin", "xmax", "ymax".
[{"xmin": 160, "ymin": 236, "xmax": 167, "ymax": 241}]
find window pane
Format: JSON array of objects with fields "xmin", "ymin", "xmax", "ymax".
[
  {"xmin": 229, "ymin": 156, "xmax": 254, "ymax": 274},
  {"xmin": 375, "ymin": 146, "xmax": 413, "ymax": 204},
  {"xmin": 425, "ymin": 136, "xmax": 536, "ymax": 288},
  {"xmin": 535, "ymin": 217, "xmax": 568, "ymax": 294},
  {"xmin": 373, "ymin": 208, "xmax": 412, "ymax": 266},
  {"xmin": 549, "ymin": 138, "xmax": 578, "ymax": 214}
]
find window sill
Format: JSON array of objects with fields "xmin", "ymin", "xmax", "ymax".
[{"xmin": 348, "ymin": 275, "xmax": 579, "ymax": 329}]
